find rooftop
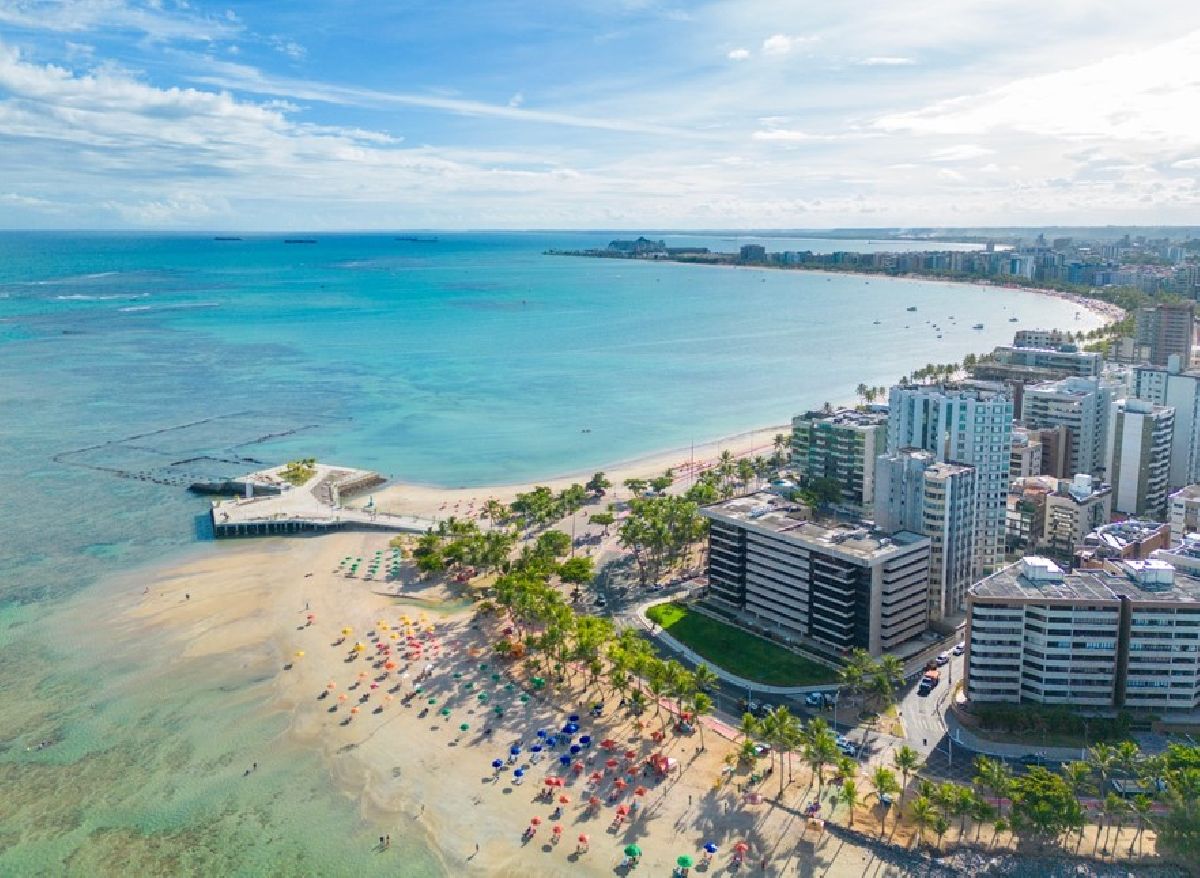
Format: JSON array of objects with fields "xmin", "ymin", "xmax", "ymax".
[
  {"xmin": 1170, "ymin": 484, "xmax": 1200, "ymax": 501},
  {"xmin": 1082, "ymin": 519, "xmax": 1169, "ymax": 551},
  {"xmin": 793, "ymin": 407, "xmax": 888, "ymax": 428},
  {"xmin": 971, "ymin": 556, "xmax": 1200, "ymax": 604},
  {"xmin": 702, "ymin": 492, "xmax": 927, "ymax": 562}
]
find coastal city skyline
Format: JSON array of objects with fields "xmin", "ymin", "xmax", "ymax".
[{"xmin": 1, "ymin": 0, "xmax": 1199, "ymax": 229}]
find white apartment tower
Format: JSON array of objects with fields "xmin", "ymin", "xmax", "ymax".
[
  {"xmin": 885, "ymin": 384, "xmax": 1013, "ymax": 583},
  {"xmin": 1134, "ymin": 360, "xmax": 1200, "ymax": 490},
  {"xmin": 1108, "ymin": 399, "xmax": 1175, "ymax": 519},
  {"xmin": 1021, "ymin": 376, "xmax": 1117, "ymax": 480}
]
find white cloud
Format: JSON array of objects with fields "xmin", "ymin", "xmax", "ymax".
[
  {"xmin": 269, "ymin": 36, "xmax": 306, "ymax": 61},
  {"xmin": 761, "ymin": 34, "xmax": 815, "ymax": 56},
  {"xmin": 751, "ymin": 128, "xmax": 821, "ymax": 142},
  {"xmin": 0, "ymin": 0, "xmax": 240, "ymax": 42},
  {"xmin": 1173, "ymin": 157, "xmax": 1200, "ymax": 169},
  {"xmin": 858, "ymin": 56, "xmax": 914, "ymax": 66},
  {"xmin": 726, "ymin": 48, "xmax": 750, "ymax": 61},
  {"xmin": 508, "ymin": 91, "xmax": 524, "ymax": 108},
  {"xmin": 930, "ymin": 144, "xmax": 994, "ymax": 162}
]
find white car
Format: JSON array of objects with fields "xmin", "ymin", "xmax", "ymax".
[
  {"xmin": 935, "ymin": 651, "xmax": 950, "ymax": 665},
  {"xmin": 952, "ymin": 642, "xmax": 965, "ymax": 656}
]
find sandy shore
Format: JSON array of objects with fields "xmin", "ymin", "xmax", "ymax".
[
  {"xmin": 370, "ymin": 423, "xmax": 791, "ymax": 521},
  {"xmin": 117, "ymin": 530, "xmax": 937, "ymax": 878}
]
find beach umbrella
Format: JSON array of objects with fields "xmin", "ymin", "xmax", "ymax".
[
  {"xmin": 350, "ymin": 706, "xmax": 360, "ymax": 714},
  {"xmin": 341, "ymin": 627, "xmax": 352, "ymax": 635},
  {"xmin": 677, "ymin": 855, "xmax": 694, "ymax": 868},
  {"xmin": 306, "ymin": 613, "xmax": 315, "ymax": 621},
  {"xmin": 601, "ymin": 738, "xmax": 617, "ymax": 750},
  {"xmin": 493, "ymin": 707, "xmax": 504, "ymax": 716},
  {"xmin": 589, "ymin": 772, "xmax": 603, "ymax": 783},
  {"xmin": 624, "ymin": 844, "xmax": 641, "ymax": 858},
  {"xmin": 477, "ymin": 692, "xmax": 488, "ymax": 702},
  {"xmin": 353, "ymin": 642, "xmax": 366, "ymax": 652},
  {"xmin": 370, "ymin": 683, "xmax": 379, "ymax": 690},
  {"xmin": 605, "ymin": 759, "xmax": 618, "ymax": 769},
  {"xmin": 703, "ymin": 842, "xmax": 718, "ymax": 854},
  {"xmin": 558, "ymin": 755, "xmax": 571, "ymax": 766},
  {"xmin": 733, "ymin": 842, "xmax": 749, "ymax": 854},
  {"xmin": 491, "ymin": 673, "xmax": 501, "ymax": 682},
  {"xmin": 616, "ymin": 804, "xmax": 629, "ymax": 816},
  {"xmin": 614, "ymin": 778, "xmax": 627, "ymax": 790},
  {"xmin": 530, "ymin": 744, "xmax": 543, "ymax": 754},
  {"xmin": 440, "ymin": 707, "xmax": 451, "ymax": 717},
  {"xmin": 491, "ymin": 758, "xmax": 504, "ymax": 769},
  {"xmin": 544, "ymin": 778, "xmax": 558, "ymax": 787},
  {"xmin": 453, "ymin": 672, "xmax": 463, "ymax": 680},
  {"xmin": 510, "ymin": 745, "xmax": 522, "ymax": 756},
  {"xmin": 520, "ymin": 694, "xmax": 530, "ymax": 703},
  {"xmin": 578, "ymin": 834, "xmax": 589, "ymax": 844},
  {"xmin": 338, "ymin": 694, "xmax": 348, "ymax": 702},
  {"xmin": 514, "ymin": 768, "xmax": 525, "ymax": 778},
  {"xmin": 624, "ymin": 749, "xmax": 637, "ymax": 760},
  {"xmin": 326, "ymin": 681, "xmax": 336, "ymax": 690},
  {"xmin": 384, "ymin": 661, "xmax": 396, "ymax": 671},
  {"xmin": 634, "ymin": 786, "xmax": 647, "ymax": 797},
  {"xmin": 588, "ymin": 796, "xmax": 600, "ymax": 807},
  {"xmin": 569, "ymin": 745, "xmax": 582, "ymax": 755},
  {"xmin": 552, "ymin": 825, "xmax": 563, "ymax": 836},
  {"xmin": 568, "ymin": 714, "xmax": 580, "ymax": 722},
  {"xmin": 427, "ymin": 697, "xmax": 437, "ymax": 705},
  {"xmin": 572, "ymin": 762, "xmax": 584, "ymax": 774},
  {"xmin": 558, "ymin": 794, "xmax": 570, "ymax": 804},
  {"xmin": 579, "ymin": 735, "xmax": 592, "ymax": 746},
  {"xmin": 529, "ymin": 816, "xmax": 541, "ymax": 826}
]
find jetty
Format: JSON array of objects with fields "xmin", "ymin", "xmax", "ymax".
[{"xmin": 208, "ymin": 462, "xmax": 435, "ymax": 538}]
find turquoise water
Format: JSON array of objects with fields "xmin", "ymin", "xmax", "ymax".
[{"xmin": 0, "ymin": 232, "xmax": 1099, "ymax": 874}]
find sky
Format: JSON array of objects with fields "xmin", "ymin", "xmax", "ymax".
[{"xmin": 1, "ymin": 0, "xmax": 1199, "ymax": 230}]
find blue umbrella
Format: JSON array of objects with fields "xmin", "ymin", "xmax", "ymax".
[
  {"xmin": 510, "ymin": 745, "xmax": 522, "ymax": 756},
  {"xmin": 514, "ymin": 768, "xmax": 525, "ymax": 778},
  {"xmin": 491, "ymin": 759, "xmax": 504, "ymax": 769},
  {"xmin": 579, "ymin": 735, "xmax": 592, "ymax": 746},
  {"xmin": 704, "ymin": 842, "xmax": 718, "ymax": 854},
  {"xmin": 546, "ymin": 736, "xmax": 557, "ymax": 748},
  {"xmin": 558, "ymin": 754, "xmax": 571, "ymax": 766},
  {"xmin": 531, "ymin": 744, "xmax": 543, "ymax": 753},
  {"xmin": 536, "ymin": 729, "xmax": 548, "ymax": 739},
  {"xmin": 570, "ymin": 745, "xmax": 582, "ymax": 755},
  {"xmin": 568, "ymin": 714, "xmax": 580, "ymax": 722}
]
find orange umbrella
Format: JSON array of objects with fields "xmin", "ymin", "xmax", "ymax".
[
  {"xmin": 530, "ymin": 817, "xmax": 542, "ymax": 826},
  {"xmin": 634, "ymin": 786, "xmax": 647, "ymax": 797},
  {"xmin": 552, "ymin": 825, "xmax": 563, "ymax": 835},
  {"xmin": 558, "ymin": 794, "xmax": 570, "ymax": 804},
  {"xmin": 350, "ymin": 706, "xmax": 360, "ymax": 714},
  {"xmin": 337, "ymin": 693, "xmax": 348, "ymax": 702},
  {"xmin": 326, "ymin": 682, "xmax": 337, "ymax": 690}
]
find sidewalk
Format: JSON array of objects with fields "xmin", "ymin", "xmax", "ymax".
[
  {"xmin": 945, "ymin": 708, "xmax": 1089, "ymax": 762},
  {"xmin": 618, "ymin": 598, "xmax": 839, "ymax": 697}
]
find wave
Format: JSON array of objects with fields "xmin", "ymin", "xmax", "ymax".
[
  {"xmin": 54, "ymin": 293, "xmax": 149, "ymax": 301},
  {"xmin": 4, "ymin": 271, "xmax": 122, "ymax": 287},
  {"xmin": 118, "ymin": 302, "xmax": 218, "ymax": 313}
]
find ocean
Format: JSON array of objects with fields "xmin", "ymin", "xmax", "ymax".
[{"xmin": 0, "ymin": 232, "xmax": 1100, "ymax": 875}]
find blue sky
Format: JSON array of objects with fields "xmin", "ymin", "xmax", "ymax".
[{"xmin": 1, "ymin": 0, "xmax": 1199, "ymax": 229}]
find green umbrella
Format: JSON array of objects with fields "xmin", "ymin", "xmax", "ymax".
[
  {"xmin": 478, "ymin": 663, "xmax": 488, "ymax": 671},
  {"xmin": 493, "ymin": 707, "xmax": 504, "ymax": 716},
  {"xmin": 477, "ymin": 692, "xmax": 489, "ymax": 701},
  {"xmin": 427, "ymin": 697, "xmax": 437, "ymax": 705},
  {"xmin": 440, "ymin": 707, "xmax": 450, "ymax": 717},
  {"xmin": 414, "ymin": 685, "xmax": 423, "ymax": 693},
  {"xmin": 624, "ymin": 844, "xmax": 642, "ymax": 857},
  {"xmin": 459, "ymin": 723, "xmax": 469, "ymax": 732},
  {"xmin": 519, "ymin": 694, "xmax": 530, "ymax": 703},
  {"xmin": 504, "ymin": 683, "xmax": 515, "ymax": 692},
  {"xmin": 677, "ymin": 855, "xmax": 694, "ymax": 868},
  {"xmin": 491, "ymin": 673, "xmax": 501, "ymax": 682}
]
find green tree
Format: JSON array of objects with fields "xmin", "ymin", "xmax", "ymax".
[
  {"xmin": 1008, "ymin": 767, "xmax": 1085, "ymax": 846},
  {"xmin": 557, "ymin": 555, "xmax": 594, "ymax": 585},
  {"xmin": 973, "ymin": 755, "xmax": 1013, "ymax": 817},
  {"xmin": 839, "ymin": 779, "xmax": 860, "ymax": 827},
  {"xmin": 908, "ymin": 795, "xmax": 936, "ymax": 850},
  {"xmin": 585, "ymin": 471, "xmax": 611, "ymax": 497},
  {"xmin": 870, "ymin": 766, "xmax": 900, "ymax": 835},
  {"xmin": 535, "ymin": 529, "xmax": 572, "ymax": 559},
  {"xmin": 893, "ymin": 746, "xmax": 922, "ymax": 804},
  {"xmin": 690, "ymin": 692, "xmax": 713, "ymax": 751}
]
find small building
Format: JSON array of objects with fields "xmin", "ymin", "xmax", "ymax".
[
  {"xmin": 1042, "ymin": 474, "xmax": 1113, "ymax": 566},
  {"xmin": 1169, "ymin": 485, "xmax": 1200, "ymax": 544},
  {"xmin": 739, "ymin": 244, "xmax": 767, "ymax": 262},
  {"xmin": 1074, "ymin": 519, "xmax": 1172, "ymax": 568}
]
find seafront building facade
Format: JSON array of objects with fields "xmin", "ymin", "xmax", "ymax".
[
  {"xmin": 1133, "ymin": 362, "xmax": 1200, "ymax": 490},
  {"xmin": 874, "ymin": 449, "xmax": 977, "ymax": 621},
  {"xmin": 1020, "ymin": 377, "xmax": 1117, "ymax": 481},
  {"xmin": 791, "ymin": 408, "xmax": 887, "ymax": 516},
  {"xmin": 701, "ymin": 493, "xmax": 931, "ymax": 658},
  {"xmin": 1107, "ymin": 398, "xmax": 1174, "ymax": 518},
  {"xmin": 884, "ymin": 383, "xmax": 1013, "ymax": 583},
  {"xmin": 964, "ymin": 556, "xmax": 1200, "ymax": 711}
]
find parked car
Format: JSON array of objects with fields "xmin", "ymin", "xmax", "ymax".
[
  {"xmin": 1019, "ymin": 753, "xmax": 1047, "ymax": 767},
  {"xmin": 952, "ymin": 642, "xmax": 965, "ymax": 656},
  {"xmin": 592, "ymin": 596, "xmax": 607, "ymax": 609},
  {"xmin": 936, "ymin": 651, "xmax": 950, "ymax": 666}
]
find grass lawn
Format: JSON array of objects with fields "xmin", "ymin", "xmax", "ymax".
[{"xmin": 645, "ymin": 602, "xmax": 837, "ymax": 687}]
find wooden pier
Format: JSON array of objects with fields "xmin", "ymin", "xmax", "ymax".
[{"xmin": 209, "ymin": 463, "xmax": 435, "ymax": 538}]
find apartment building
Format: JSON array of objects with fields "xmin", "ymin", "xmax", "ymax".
[
  {"xmin": 989, "ymin": 345, "xmax": 1102, "ymax": 378},
  {"xmin": 1010, "ymin": 427, "xmax": 1044, "ymax": 479},
  {"xmin": 1169, "ymin": 485, "xmax": 1200, "ymax": 543},
  {"xmin": 1043, "ymin": 474, "xmax": 1113, "ymax": 566},
  {"xmin": 886, "ymin": 383, "xmax": 1013, "ymax": 576},
  {"xmin": 1133, "ymin": 363, "xmax": 1200, "ymax": 490},
  {"xmin": 702, "ymin": 493, "xmax": 931, "ymax": 658},
  {"xmin": 791, "ymin": 408, "xmax": 888, "ymax": 515},
  {"xmin": 1135, "ymin": 302, "xmax": 1195, "ymax": 368},
  {"xmin": 1107, "ymin": 398, "xmax": 1174, "ymax": 518},
  {"xmin": 1021, "ymin": 377, "xmax": 1117, "ymax": 480},
  {"xmin": 965, "ymin": 556, "xmax": 1200, "ymax": 711}
]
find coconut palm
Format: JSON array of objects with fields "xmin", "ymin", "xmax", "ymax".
[
  {"xmin": 893, "ymin": 745, "xmax": 922, "ymax": 804},
  {"xmin": 973, "ymin": 755, "xmax": 1013, "ymax": 817},
  {"xmin": 908, "ymin": 795, "xmax": 936, "ymax": 849},
  {"xmin": 690, "ymin": 692, "xmax": 713, "ymax": 751},
  {"xmin": 1128, "ymin": 793, "xmax": 1154, "ymax": 856},
  {"xmin": 839, "ymin": 779, "xmax": 860, "ymax": 827},
  {"xmin": 932, "ymin": 815, "xmax": 951, "ymax": 851},
  {"xmin": 870, "ymin": 766, "xmax": 900, "ymax": 835}
]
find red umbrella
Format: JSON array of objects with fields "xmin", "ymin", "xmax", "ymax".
[
  {"xmin": 614, "ymin": 778, "xmax": 627, "ymax": 790},
  {"xmin": 605, "ymin": 759, "xmax": 618, "ymax": 769},
  {"xmin": 572, "ymin": 761, "xmax": 585, "ymax": 773},
  {"xmin": 578, "ymin": 833, "xmax": 589, "ymax": 844},
  {"xmin": 616, "ymin": 804, "xmax": 629, "ymax": 815},
  {"xmin": 590, "ymin": 772, "xmax": 603, "ymax": 782},
  {"xmin": 601, "ymin": 738, "xmax": 617, "ymax": 749},
  {"xmin": 624, "ymin": 749, "xmax": 638, "ymax": 760},
  {"xmin": 552, "ymin": 825, "xmax": 563, "ymax": 835},
  {"xmin": 558, "ymin": 794, "xmax": 570, "ymax": 804},
  {"xmin": 544, "ymin": 778, "xmax": 557, "ymax": 787},
  {"xmin": 734, "ymin": 841, "xmax": 749, "ymax": 853},
  {"xmin": 588, "ymin": 796, "xmax": 601, "ymax": 807},
  {"xmin": 530, "ymin": 817, "xmax": 542, "ymax": 826},
  {"xmin": 634, "ymin": 786, "xmax": 647, "ymax": 797}
]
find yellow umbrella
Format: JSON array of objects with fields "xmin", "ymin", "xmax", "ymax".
[
  {"xmin": 294, "ymin": 650, "xmax": 305, "ymax": 658},
  {"xmin": 341, "ymin": 627, "xmax": 353, "ymax": 636},
  {"xmin": 353, "ymin": 642, "xmax": 366, "ymax": 652}
]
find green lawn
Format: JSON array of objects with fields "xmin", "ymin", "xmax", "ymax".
[{"xmin": 645, "ymin": 602, "xmax": 837, "ymax": 687}]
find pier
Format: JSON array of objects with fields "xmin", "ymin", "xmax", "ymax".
[{"xmin": 209, "ymin": 463, "xmax": 435, "ymax": 538}]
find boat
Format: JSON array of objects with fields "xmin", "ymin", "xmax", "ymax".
[
  {"xmin": 872, "ymin": 320, "xmax": 881, "ymax": 325},
  {"xmin": 972, "ymin": 323, "xmax": 984, "ymax": 330},
  {"xmin": 213, "ymin": 236, "xmax": 242, "ymax": 241},
  {"xmin": 395, "ymin": 236, "xmax": 439, "ymax": 243},
  {"xmin": 906, "ymin": 306, "xmax": 917, "ymax": 312},
  {"xmin": 284, "ymin": 239, "xmax": 317, "ymax": 244},
  {"xmin": 1009, "ymin": 317, "xmax": 1019, "ymax": 322}
]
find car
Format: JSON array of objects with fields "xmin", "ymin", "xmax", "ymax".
[
  {"xmin": 737, "ymin": 699, "xmax": 760, "ymax": 715},
  {"xmin": 838, "ymin": 741, "xmax": 859, "ymax": 758},
  {"xmin": 952, "ymin": 642, "xmax": 965, "ymax": 656},
  {"xmin": 592, "ymin": 596, "xmax": 607, "ymax": 608},
  {"xmin": 804, "ymin": 692, "xmax": 824, "ymax": 708},
  {"xmin": 754, "ymin": 702, "xmax": 775, "ymax": 718},
  {"xmin": 935, "ymin": 651, "xmax": 950, "ymax": 666},
  {"xmin": 649, "ymin": 584, "xmax": 665, "ymax": 592},
  {"xmin": 1018, "ymin": 753, "xmax": 1047, "ymax": 767}
]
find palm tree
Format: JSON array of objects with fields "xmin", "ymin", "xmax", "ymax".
[
  {"xmin": 803, "ymin": 717, "xmax": 839, "ymax": 796},
  {"xmin": 839, "ymin": 779, "xmax": 860, "ymax": 827},
  {"xmin": 739, "ymin": 712, "xmax": 760, "ymax": 746},
  {"xmin": 893, "ymin": 745, "xmax": 922, "ymax": 805},
  {"xmin": 932, "ymin": 815, "xmax": 950, "ymax": 851},
  {"xmin": 1127, "ymin": 793, "xmax": 1154, "ymax": 856},
  {"xmin": 908, "ymin": 795, "xmax": 936, "ymax": 850},
  {"xmin": 690, "ymin": 692, "xmax": 713, "ymax": 751},
  {"xmin": 1103, "ymin": 791, "xmax": 1126, "ymax": 853},
  {"xmin": 692, "ymin": 663, "xmax": 718, "ymax": 696},
  {"xmin": 973, "ymin": 755, "xmax": 1013, "ymax": 817},
  {"xmin": 870, "ymin": 766, "xmax": 900, "ymax": 835}
]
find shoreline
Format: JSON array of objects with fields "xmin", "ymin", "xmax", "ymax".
[{"xmin": 548, "ymin": 251, "xmax": 1125, "ymax": 327}]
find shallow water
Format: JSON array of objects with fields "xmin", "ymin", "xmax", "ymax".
[{"xmin": 0, "ymin": 232, "xmax": 1100, "ymax": 874}]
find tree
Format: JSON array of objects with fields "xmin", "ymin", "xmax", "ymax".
[
  {"xmin": 589, "ymin": 511, "xmax": 615, "ymax": 531},
  {"xmin": 908, "ymin": 795, "xmax": 936, "ymax": 849},
  {"xmin": 1158, "ymin": 765, "xmax": 1200, "ymax": 862},
  {"xmin": 535, "ymin": 529, "xmax": 572, "ymax": 559},
  {"xmin": 932, "ymin": 815, "xmax": 951, "ymax": 851},
  {"xmin": 649, "ymin": 473, "xmax": 674, "ymax": 493},
  {"xmin": 1008, "ymin": 767, "xmax": 1084, "ymax": 845},
  {"xmin": 691, "ymin": 692, "xmax": 713, "ymax": 751},
  {"xmin": 623, "ymin": 477, "xmax": 648, "ymax": 497},
  {"xmin": 870, "ymin": 767, "xmax": 900, "ymax": 835},
  {"xmin": 973, "ymin": 755, "xmax": 1013, "ymax": 817},
  {"xmin": 585, "ymin": 472, "xmax": 611, "ymax": 497},
  {"xmin": 893, "ymin": 746, "xmax": 922, "ymax": 804},
  {"xmin": 1128, "ymin": 794, "xmax": 1154, "ymax": 856},
  {"xmin": 557, "ymin": 555, "xmax": 594, "ymax": 585},
  {"xmin": 802, "ymin": 717, "xmax": 839, "ymax": 795},
  {"xmin": 839, "ymin": 779, "xmax": 860, "ymax": 827},
  {"xmin": 692, "ymin": 663, "xmax": 718, "ymax": 696}
]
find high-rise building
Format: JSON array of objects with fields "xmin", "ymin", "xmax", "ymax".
[
  {"xmin": 1013, "ymin": 328, "xmax": 1071, "ymax": 349},
  {"xmin": 1010, "ymin": 427, "xmax": 1044, "ymax": 479},
  {"xmin": 1042, "ymin": 474, "xmax": 1113, "ymax": 566},
  {"xmin": 791, "ymin": 408, "xmax": 888, "ymax": 515},
  {"xmin": 964, "ymin": 556, "xmax": 1200, "ymax": 710},
  {"xmin": 1133, "ymin": 363, "xmax": 1200, "ymax": 490},
  {"xmin": 1107, "ymin": 398, "xmax": 1174, "ymax": 518},
  {"xmin": 885, "ymin": 383, "xmax": 1013, "ymax": 577},
  {"xmin": 1135, "ymin": 302, "xmax": 1195, "ymax": 367},
  {"xmin": 1021, "ymin": 377, "xmax": 1117, "ymax": 480},
  {"xmin": 701, "ymin": 493, "xmax": 930, "ymax": 657},
  {"xmin": 987, "ymin": 345, "xmax": 1102, "ymax": 378},
  {"xmin": 1169, "ymin": 485, "xmax": 1200, "ymax": 543},
  {"xmin": 875, "ymin": 449, "xmax": 976, "ymax": 620}
]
